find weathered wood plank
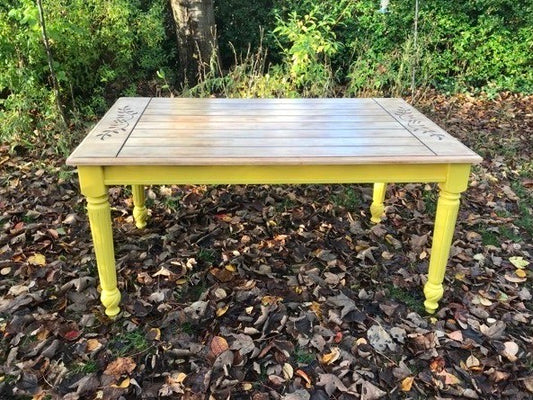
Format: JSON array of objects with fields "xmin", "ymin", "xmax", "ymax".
[
  {"xmin": 134, "ymin": 121, "xmax": 402, "ymax": 131},
  {"xmin": 138, "ymin": 114, "xmax": 395, "ymax": 123},
  {"xmin": 124, "ymin": 137, "xmax": 420, "ymax": 148},
  {"xmin": 118, "ymin": 145, "xmax": 434, "ymax": 159},
  {"xmin": 66, "ymin": 98, "xmax": 150, "ymax": 164},
  {"xmin": 375, "ymin": 98, "xmax": 481, "ymax": 159},
  {"xmin": 129, "ymin": 128, "xmax": 411, "ymax": 139}
]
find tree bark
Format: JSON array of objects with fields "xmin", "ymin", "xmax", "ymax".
[{"xmin": 169, "ymin": 0, "xmax": 218, "ymax": 85}]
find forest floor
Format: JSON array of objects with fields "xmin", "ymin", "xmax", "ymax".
[{"xmin": 0, "ymin": 92, "xmax": 532, "ymax": 400}]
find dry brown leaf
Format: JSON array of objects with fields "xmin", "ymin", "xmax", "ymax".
[
  {"xmin": 148, "ymin": 328, "xmax": 161, "ymax": 341},
  {"xmin": 210, "ymin": 336, "xmax": 229, "ymax": 357},
  {"xmin": 523, "ymin": 375, "xmax": 533, "ymax": 392},
  {"xmin": 104, "ymin": 357, "xmax": 136, "ymax": 376},
  {"xmin": 111, "ymin": 377, "xmax": 130, "ymax": 389},
  {"xmin": 152, "ymin": 267, "xmax": 174, "ymax": 278},
  {"xmin": 437, "ymin": 370, "xmax": 461, "ymax": 385},
  {"xmin": 216, "ymin": 304, "xmax": 229, "ymax": 317},
  {"xmin": 27, "ymin": 253, "xmax": 46, "ymax": 266},
  {"xmin": 320, "ymin": 347, "xmax": 340, "ymax": 365},
  {"xmin": 282, "ymin": 363, "xmax": 294, "ymax": 380},
  {"xmin": 310, "ymin": 302, "xmax": 322, "ymax": 319},
  {"xmin": 465, "ymin": 355, "xmax": 481, "ymax": 371},
  {"xmin": 515, "ymin": 269, "xmax": 527, "ymax": 278},
  {"xmin": 295, "ymin": 369, "xmax": 312, "ymax": 387},
  {"xmin": 86, "ymin": 339, "xmax": 103, "ymax": 352},
  {"xmin": 504, "ymin": 272, "xmax": 527, "ymax": 283},
  {"xmin": 361, "ymin": 380, "xmax": 387, "ymax": 400},
  {"xmin": 446, "ymin": 330, "xmax": 463, "ymax": 342},
  {"xmin": 400, "ymin": 376, "xmax": 414, "ymax": 392},
  {"xmin": 502, "ymin": 341, "xmax": 519, "ymax": 362},
  {"xmin": 261, "ymin": 295, "xmax": 283, "ymax": 306}
]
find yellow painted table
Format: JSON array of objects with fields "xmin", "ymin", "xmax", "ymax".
[{"xmin": 66, "ymin": 98, "xmax": 482, "ymax": 317}]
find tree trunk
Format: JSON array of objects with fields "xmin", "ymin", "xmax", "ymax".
[{"xmin": 169, "ymin": 0, "xmax": 218, "ymax": 85}]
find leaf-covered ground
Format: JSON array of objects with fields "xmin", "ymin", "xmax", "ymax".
[{"xmin": 1, "ymin": 93, "xmax": 532, "ymax": 399}]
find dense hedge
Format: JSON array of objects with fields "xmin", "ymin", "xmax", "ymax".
[{"xmin": 1, "ymin": 0, "xmax": 532, "ymax": 150}]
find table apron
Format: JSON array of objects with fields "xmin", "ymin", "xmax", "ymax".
[{"xmin": 99, "ymin": 164, "xmax": 459, "ymax": 186}]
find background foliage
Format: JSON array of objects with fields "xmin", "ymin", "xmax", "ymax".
[{"xmin": 1, "ymin": 0, "xmax": 532, "ymax": 151}]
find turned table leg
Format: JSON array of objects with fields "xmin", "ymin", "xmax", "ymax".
[
  {"xmin": 370, "ymin": 182, "xmax": 387, "ymax": 223},
  {"xmin": 78, "ymin": 167, "xmax": 121, "ymax": 317},
  {"xmin": 424, "ymin": 165, "xmax": 471, "ymax": 313},
  {"xmin": 132, "ymin": 185, "xmax": 148, "ymax": 229}
]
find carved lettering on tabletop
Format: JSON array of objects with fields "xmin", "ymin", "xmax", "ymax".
[
  {"xmin": 394, "ymin": 106, "xmax": 445, "ymax": 141},
  {"xmin": 96, "ymin": 105, "xmax": 138, "ymax": 140}
]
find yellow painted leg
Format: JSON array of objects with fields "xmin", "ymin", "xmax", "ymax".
[
  {"xmin": 370, "ymin": 182, "xmax": 387, "ymax": 223},
  {"xmin": 78, "ymin": 167, "xmax": 121, "ymax": 317},
  {"xmin": 424, "ymin": 165, "xmax": 471, "ymax": 313},
  {"xmin": 132, "ymin": 185, "xmax": 148, "ymax": 229}
]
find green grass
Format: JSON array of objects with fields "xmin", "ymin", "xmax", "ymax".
[
  {"xmin": 71, "ymin": 360, "xmax": 98, "ymax": 374},
  {"xmin": 293, "ymin": 346, "xmax": 315, "ymax": 365},
  {"xmin": 197, "ymin": 248, "xmax": 216, "ymax": 264},
  {"xmin": 108, "ymin": 329, "xmax": 150, "ymax": 356},
  {"xmin": 511, "ymin": 181, "xmax": 533, "ymax": 238},
  {"xmin": 331, "ymin": 186, "xmax": 362, "ymax": 209},
  {"xmin": 386, "ymin": 284, "xmax": 425, "ymax": 314},
  {"xmin": 422, "ymin": 187, "xmax": 438, "ymax": 218},
  {"xmin": 275, "ymin": 197, "xmax": 297, "ymax": 212},
  {"xmin": 479, "ymin": 226, "xmax": 500, "ymax": 247},
  {"xmin": 161, "ymin": 196, "xmax": 181, "ymax": 212}
]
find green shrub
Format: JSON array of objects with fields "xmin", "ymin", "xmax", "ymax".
[{"xmin": 0, "ymin": 0, "xmax": 174, "ymax": 151}]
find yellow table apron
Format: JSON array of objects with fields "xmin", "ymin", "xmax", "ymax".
[{"xmin": 67, "ymin": 98, "xmax": 482, "ymax": 317}]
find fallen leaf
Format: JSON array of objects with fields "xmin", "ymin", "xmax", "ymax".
[
  {"xmin": 281, "ymin": 389, "xmax": 310, "ymax": 400},
  {"xmin": 282, "ymin": 363, "xmax": 294, "ymax": 380},
  {"xmin": 148, "ymin": 328, "xmax": 161, "ymax": 341},
  {"xmin": 216, "ymin": 304, "xmax": 229, "ymax": 317},
  {"xmin": 327, "ymin": 292, "xmax": 357, "ymax": 318},
  {"xmin": 504, "ymin": 272, "xmax": 527, "ymax": 283},
  {"xmin": 480, "ymin": 321, "xmax": 506, "ymax": 338},
  {"xmin": 317, "ymin": 373, "xmax": 350, "ymax": 396},
  {"xmin": 111, "ymin": 377, "xmax": 130, "ymax": 389},
  {"xmin": 86, "ymin": 339, "xmax": 102, "ymax": 352},
  {"xmin": 295, "ymin": 369, "xmax": 312, "ymax": 387},
  {"xmin": 509, "ymin": 256, "xmax": 529, "ymax": 269},
  {"xmin": 502, "ymin": 341, "xmax": 519, "ymax": 362},
  {"xmin": 523, "ymin": 375, "xmax": 533, "ymax": 392},
  {"xmin": 210, "ymin": 336, "xmax": 229, "ymax": 357},
  {"xmin": 367, "ymin": 325, "xmax": 396, "ymax": 352},
  {"xmin": 261, "ymin": 295, "xmax": 283, "ymax": 306},
  {"xmin": 104, "ymin": 357, "xmax": 136, "ymax": 376},
  {"xmin": 229, "ymin": 333, "xmax": 255, "ymax": 355},
  {"xmin": 446, "ymin": 330, "xmax": 463, "ymax": 342},
  {"xmin": 515, "ymin": 269, "xmax": 527, "ymax": 278},
  {"xmin": 320, "ymin": 347, "xmax": 340, "ymax": 365},
  {"xmin": 63, "ymin": 330, "xmax": 82, "ymax": 341},
  {"xmin": 27, "ymin": 253, "xmax": 46, "ymax": 266},
  {"xmin": 400, "ymin": 376, "xmax": 414, "ymax": 392},
  {"xmin": 465, "ymin": 355, "xmax": 481, "ymax": 370},
  {"xmin": 437, "ymin": 370, "xmax": 461, "ymax": 385},
  {"xmin": 361, "ymin": 380, "xmax": 387, "ymax": 400}
]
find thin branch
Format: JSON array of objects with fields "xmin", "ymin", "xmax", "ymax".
[
  {"xmin": 36, "ymin": 0, "xmax": 67, "ymax": 127},
  {"xmin": 411, "ymin": 0, "xmax": 420, "ymax": 97}
]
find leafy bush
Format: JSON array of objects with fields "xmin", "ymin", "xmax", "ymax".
[{"xmin": 0, "ymin": 0, "xmax": 174, "ymax": 151}]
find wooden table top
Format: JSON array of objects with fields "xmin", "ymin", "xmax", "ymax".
[{"xmin": 66, "ymin": 97, "xmax": 482, "ymax": 166}]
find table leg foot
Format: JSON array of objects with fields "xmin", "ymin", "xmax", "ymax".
[
  {"xmin": 101, "ymin": 287, "xmax": 121, "ymax": 317},
  {"xmin": 132, "ymin": 185, "xmax": 148, "ymax": 229},
  {"xmin": 370, "ymin": 182, "xmax": 387, "ymax": 223},
  {"xmin": 423, "ymin": 282, "xmax": 443, "ymax": 313}
]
